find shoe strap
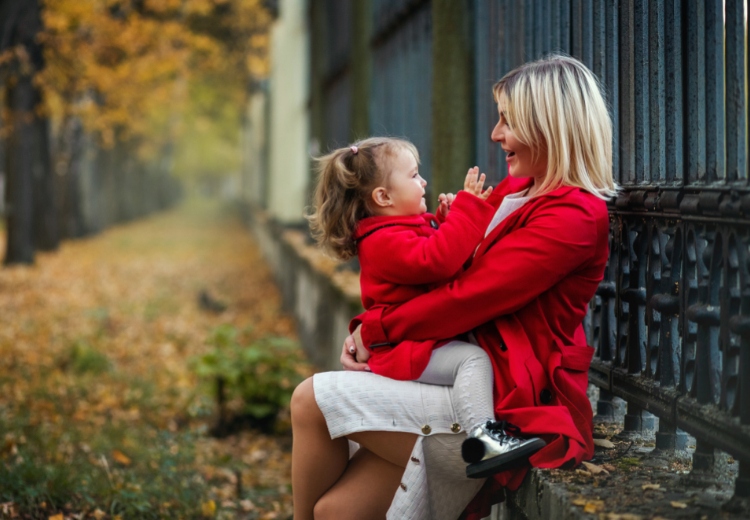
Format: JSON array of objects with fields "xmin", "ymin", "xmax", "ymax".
[{"xmin": 485, "ymin": 420, "xmax": 522, "ymax": 436}]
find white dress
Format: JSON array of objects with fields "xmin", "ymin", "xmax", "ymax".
[{"xmin": 314, "ymin": 370, "xmax": 484, "ymax": 520}]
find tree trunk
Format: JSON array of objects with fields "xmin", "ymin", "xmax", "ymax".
[
  {"xmin": 4, "ymin": 75, "xmax": 35, "ymax": 264},
  {"xmin": 33, "ymin": 106, "xmax": 58, "ymax": 251},
  {"xmin": 1, "ymin": 0, "xmax": 56, "ymax": 264}
]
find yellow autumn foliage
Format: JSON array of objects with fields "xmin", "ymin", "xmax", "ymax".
[{"xmin": 37, "ymin": 0, "xmax": 272, "ymax": 170}]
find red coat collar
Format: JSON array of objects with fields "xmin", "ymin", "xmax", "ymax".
[
  {"xmin": 353, "ymin": 213, "xmax": 436, "ymax": 240},
  {"xmin": 487, "ymin": 176, "xmax": 584, "ymax": 206},
  {"xmin": 476, "ymin": 178, "xmax": 589, "ymax": 259}
]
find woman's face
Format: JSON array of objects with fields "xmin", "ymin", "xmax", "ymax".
[{"xmin": 491, "ymin": 92, "xmax": 548, "ymax": 183}]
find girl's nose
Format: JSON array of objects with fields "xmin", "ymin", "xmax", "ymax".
[{"xmin": 420, "ymin": 176, "xmax": 427, "ymax": 187}]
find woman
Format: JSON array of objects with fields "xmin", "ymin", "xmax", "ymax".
[{"xmin": 291, "ymin": 54, "xmax": 616, "ymax": 520}]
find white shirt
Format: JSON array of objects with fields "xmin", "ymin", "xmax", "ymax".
[{"xmin": 484, "ymin": 189, "xmax": 531, "ymax": 237}]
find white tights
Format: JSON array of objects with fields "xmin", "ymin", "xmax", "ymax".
[{"xmin": 415, "ymin": 340, "xmax": 495, "ymax": 430}]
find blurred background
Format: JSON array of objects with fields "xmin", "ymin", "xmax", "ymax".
[{"xmin": 0, "ymin": 0, "xmax": 273, "ymax": 265}]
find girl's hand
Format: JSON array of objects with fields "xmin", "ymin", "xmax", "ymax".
[
  {"xmin": 340, "ymin": 326, "xmax": 371, "ymax": 371},
  {"xmin": 438, "ymin": 192, "xmax": 455, "ymax": 217},
  {"xmin": 463, "ymin": 166, "xmax": 493, "ymax": 201}
]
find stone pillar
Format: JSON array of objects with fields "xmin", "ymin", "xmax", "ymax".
[{"xmin": 268, "ymin": 0, "xmax": 310, "ymax": 224}]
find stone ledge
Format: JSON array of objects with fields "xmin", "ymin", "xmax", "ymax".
[{"xmin": 498, "ymin": 419, "xmax": 746, "ymax": 520}]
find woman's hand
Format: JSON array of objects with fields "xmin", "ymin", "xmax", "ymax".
[
  {"xmin": 340, "ymin": 325, "xmax": 371, "ymax": 371},
  {"xmin": 463, "ymin": 166, "xmax": 493, "ymax": 200}
]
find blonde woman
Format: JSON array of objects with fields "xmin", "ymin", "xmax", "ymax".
[{"xmin": 292, "ymin": 54, "xmax": 617, "ymax": 520}]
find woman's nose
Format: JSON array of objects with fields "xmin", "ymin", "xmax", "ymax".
[{"xmin": 491, "ymin": 124, "xmax": 503, "ymax": 143}]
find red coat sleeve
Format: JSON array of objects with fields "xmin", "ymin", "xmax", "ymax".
[
  {"xmin": 363, "ymin": 191, "xmax": 494, "ymax": 286},
  {"xmin": 355, "ymin": 197, "xmax": 605, "ymax": 346}
]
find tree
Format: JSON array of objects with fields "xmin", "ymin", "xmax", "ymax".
[{"xmin": 0, "ymin": 0, "xmax": 56, "ymax": 264}]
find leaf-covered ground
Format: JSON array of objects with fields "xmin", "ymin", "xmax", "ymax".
[{"xmin": 0, "ymin": 200, "xmax": 310, "ymax": 519}]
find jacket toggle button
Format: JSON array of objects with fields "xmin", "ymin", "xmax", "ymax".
[
  {"xmin": 421, "ymin": 424, "xmax": 432, "ymax": 435},
  {"xmin": 430, "ymin": 219, "xmax": 439, "ymax": 229},
  {"xmin": 400, "ymin": 483, "xmax": 407, "ymax": 491},
  {"xmin": 540, "ymin": 389, "xmax": 553, "ymax": 404},
  {"xmin": 450, "ymin": 423, "xmax": 461, "ymax": 433},
  {"xmin": 410, "ymin": 456, "xmax": 420, "ymax": 464}
]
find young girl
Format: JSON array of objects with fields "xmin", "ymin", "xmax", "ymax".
[{"xmin": 306, "ymin": 136, "xmax": 545, "ymax": 477}]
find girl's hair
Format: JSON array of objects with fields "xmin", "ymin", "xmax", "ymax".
[
  {"xmin": 493, "ymin": 54, "xmax": 618, "ymax": 199},
  {"xmin": 307, "ymin": 137, "xmax": 420, "ymax": 260}
]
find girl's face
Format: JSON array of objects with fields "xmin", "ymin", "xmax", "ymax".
[
  {"xmin": 374, "ymin": 148, "xmax": 427, "ymax": 216},
  {"xmin": 491, "ymin": 92, "xmax": 548, "ymax": 184}
]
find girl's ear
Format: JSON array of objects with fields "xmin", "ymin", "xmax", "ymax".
[{"xmin": 371, "ymin": 187, "xmax": 392, "ymax": 208}]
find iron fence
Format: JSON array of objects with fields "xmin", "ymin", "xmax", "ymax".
[
  {"xmin": 472, "ymin": 0, "xmax": 744, "ymax": 501},
  {"xmin": 370, "ymin": 0, "xmax": 433, "ymax": 191},
  {"xmin": 311, "ymin": 0, "xmax": 750, "ymax": 500}
]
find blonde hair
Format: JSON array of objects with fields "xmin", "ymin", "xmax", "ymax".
[
  {"xmin": 307, "ymin": 137, "xmax": 420, "ymax": 260},
  {"xmin": 493, "ymin": 54, "xmax": 617, "ymax": 199}
]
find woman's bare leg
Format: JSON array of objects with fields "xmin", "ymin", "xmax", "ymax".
[
  {"xmin": 314, "ymin": 448, "xmax": 404, "ymax": 520},
  {"xmin": 291, "ymin": 376, "xmax": 418, "ymax": 519},
  {"xmin": 291, "ymin": 377, "xmax": 350, "ymax": 520},
  {"xmin": 348, "ymin": 430, "xmax": 417, "ymax": 468}
]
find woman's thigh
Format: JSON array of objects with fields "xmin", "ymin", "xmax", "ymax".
[
  {"xmin": 347, "ymin": 430, "xmax": 417, "ymax": 468},
  {"xmin": 314, "ymin": 448, "xmax": 403, "ymax": 520}
]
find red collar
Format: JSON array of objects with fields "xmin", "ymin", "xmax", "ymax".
[{"xmin": 353, "ymin": 213, "xmax": 436, "ymax": 240}]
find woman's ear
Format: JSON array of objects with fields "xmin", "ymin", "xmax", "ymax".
[{"xmin": 371, "ymin": 187, "xmax": 392, "ymax": 208}]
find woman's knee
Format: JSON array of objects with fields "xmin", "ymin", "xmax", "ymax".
[
  {"xmin": 312, "ymin": 493, "xmax": 343, "ymax": 520},
  {"xmin": 291, "ymin": 377, "xmax": 321, "ymax": 427}
]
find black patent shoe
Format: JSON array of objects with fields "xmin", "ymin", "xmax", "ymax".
[{"xmin": 461, "ymin": 420, "xmax": 546, "ymax": 479}]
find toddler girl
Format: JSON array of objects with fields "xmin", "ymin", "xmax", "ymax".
[{"xmin": 307, "ymin": 136, "xmax": 544, "ymax": 477}]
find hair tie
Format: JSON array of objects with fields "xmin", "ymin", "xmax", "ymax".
[{"xmin": 350, "ymin": 146, "xmax": 358, "ymax": 155}]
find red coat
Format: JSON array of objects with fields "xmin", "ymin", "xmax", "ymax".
[
  {"xmin": 353, "ymin": 176, "xmax": 610, "ymax": 518},
  {"xmin": 354, "ymin": 191, "xmax": 495, "ymax": 380}
]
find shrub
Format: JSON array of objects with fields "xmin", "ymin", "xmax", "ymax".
[{"xmin": 191, "ymin": 325, "xmax": 306, "ymax": 433}]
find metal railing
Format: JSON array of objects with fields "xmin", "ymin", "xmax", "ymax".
[{"xmin": 308, "ymin": 0, "xmax": 750, "ymax": 500}]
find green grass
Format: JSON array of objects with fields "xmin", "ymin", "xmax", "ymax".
[{"xmin": 0, "ymin": 418, "xmax": 211, "ymax": 518}]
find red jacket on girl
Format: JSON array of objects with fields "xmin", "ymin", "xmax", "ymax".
[
  {"xmin": 353, "ymin": 175, "xmax": 610, "ymax": 519},
  {"xmin": 354, "ymin": 191, "xmax": 495, "ymax": 380}
]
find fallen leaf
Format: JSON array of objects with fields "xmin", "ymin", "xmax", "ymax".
[
  {"xmin": 582, "ymin": 461, "xmax": 610, "ymax": 475},
  {"xmin": 239, "ymin": 499, "xmax": 256, "ymax": 512},
  {"xmin": 575, "ymin": 468, "xmax": 592, "ymax": 477},
  {"xmin": 583, "ymin": 500, "xmax": 605, "ymax": 513},
  {"xmin": 670, "ymin": 501, "xmax": 688, "ymax": 509},
  {"xmin": 201, "ymin": 500, "xmax": 216, "ymax": 517},
  {"xmin": 48, "ymin": 515, "xmax": 63, "ymax": 520},
  {"xmin": 1, "ymin": 503, "xmax": 18, "ymax": 518},
  {"xmin": 572, "ymin": 498, "xmax": 588, "ymax": 506},
  {"xmin": 111, "ymin": 449, "xmax": 131, "ymax": 466},
  {"xmin": 593, "ymin": 438, "xmax": 616, "ymax": 449},
  {"xmin": 642, "ymin": 483, "xmax": 661, "ymax": 490},
  {"xmin": 92, "ymin": 509, "xmax": 106, "ymax": 519},
  {"xmin": 603, "ymin": 463, "xmax": 616, "ymax": 472}
]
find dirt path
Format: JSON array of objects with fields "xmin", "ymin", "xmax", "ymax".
[{"xmin": 0, "ymin": 200, "xmax": 304, "ymax": 519}]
